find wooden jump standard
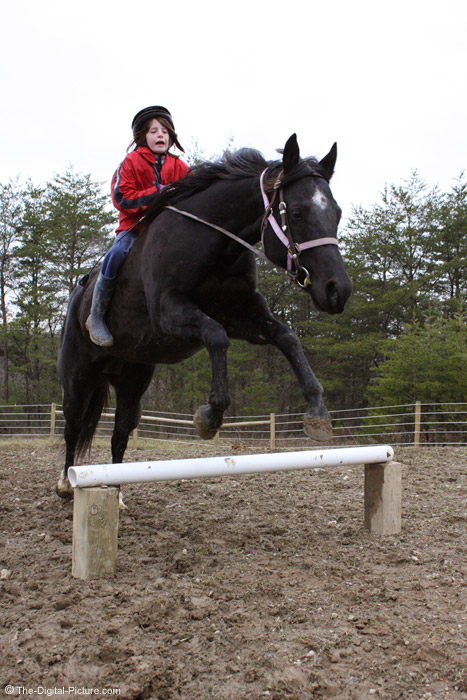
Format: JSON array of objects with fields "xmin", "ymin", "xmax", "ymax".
[{"xmin": 68, "ymin": 445, "xmax": 401, "ymax": 580}]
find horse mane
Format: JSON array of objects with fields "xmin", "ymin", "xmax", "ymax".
[{"xmin": 142, "ymin": 147, "xmax": 323, "ymax": 227}]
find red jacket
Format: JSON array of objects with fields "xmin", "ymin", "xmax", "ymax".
[{"xmin": 111, "ymin": 147, "xmax": 189, "ymax": 234}]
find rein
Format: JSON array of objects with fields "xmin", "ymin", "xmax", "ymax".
[
  {"xmin": 165, "ymin": 168, "xmax": 339, "ymax": 288},
  {"xmin": 165, "ymin": 206, "xmax": 273, "ymax": 267}
]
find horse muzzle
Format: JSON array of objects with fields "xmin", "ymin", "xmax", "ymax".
[{"xmin": 309, "ymin": 275, "xmax": 353, "ymax": 314}]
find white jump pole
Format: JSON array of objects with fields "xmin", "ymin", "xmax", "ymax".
[
  {"xmin": 68, "ymin": 445, "xmax": 394, "ymax": 488},
  {"xmin": 70, "ymin": 445, "xmax": 400, "ymax": 580}
]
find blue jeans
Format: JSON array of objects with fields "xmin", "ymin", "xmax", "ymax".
[{"xmin": 101, "ymin": 231, "xmax": 138, "ymax": 278}]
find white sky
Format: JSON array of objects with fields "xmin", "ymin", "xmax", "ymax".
[{"xmin": 1, "ymin": 0, "xmax": 465, "ymax": 219}]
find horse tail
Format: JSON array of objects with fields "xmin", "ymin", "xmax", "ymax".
[{"xmin": 75, "ymin": 382, "xmax": 109, "ymax": 459}]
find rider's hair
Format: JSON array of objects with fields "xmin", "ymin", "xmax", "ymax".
[{"xmin": 128, "ymin": 117, "xmax": 184, "ymax": 154}]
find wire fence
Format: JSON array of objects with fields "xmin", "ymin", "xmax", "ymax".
[{"xmin": 1, "ymin": 401, "xmax": 467, "ymax": 448}]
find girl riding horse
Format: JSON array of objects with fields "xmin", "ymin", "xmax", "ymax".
[{"xmin": 86, "ymin": 105, "xmax": 189, "ymax": 346}]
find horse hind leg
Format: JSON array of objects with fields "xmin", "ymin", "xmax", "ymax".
[
  {"xmin": 107, "ymin": 363, "xmax": 154, "ymax": 509},
  {"xmin": 56, "ymin": 380, "xmax": 109, "ymax": 499},
  {"xmin": 109, "ymin": 363, "xmax": 154, "ymax": 464},
  {"xmin": 56, "ymin": 422, "xmax": 80, "ymax": 499}
]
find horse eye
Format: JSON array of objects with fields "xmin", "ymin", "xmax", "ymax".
[{"xmin": 291, "ymin": 208, "xmax": 304, "ymax": 221}]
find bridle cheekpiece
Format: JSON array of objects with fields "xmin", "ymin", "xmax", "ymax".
[{"xmin": 260, "ymin": 168, "xmax": 339, "ymax": 288}]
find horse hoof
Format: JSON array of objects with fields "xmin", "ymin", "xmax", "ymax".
[
  {"xmin": 193, "ymin": 405, "xmax": 220, "ymax": 440},
  {"xmin": 56, "ymin": 475, "xmax": 73, "ymax": 500},
  {"xmin": 303, "ymin": 415, "xmax": 333, "ymax": 443},
  {"xmin": 118, "ymin": 489, "xmax": 128, "ymax": 511}
]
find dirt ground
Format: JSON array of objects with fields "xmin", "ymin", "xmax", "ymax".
[{"xmin": 0, "ymin": 439, "xmax": 466, "ymax": 700}]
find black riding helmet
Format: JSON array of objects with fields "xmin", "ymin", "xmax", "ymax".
[
  {"xmin": 132, "ymin": 106, "xmax": 174, "ymax": 134},
  {"xmin": 131, "ymin": 106, "xmax": 184, "ymax": 152}
]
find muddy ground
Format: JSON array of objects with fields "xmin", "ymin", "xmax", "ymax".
[{"xmin": 0, "ymin": 439, "xmax": 466, "ymax": 700}]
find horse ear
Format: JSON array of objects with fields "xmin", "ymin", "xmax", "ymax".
[
  {"xmin": 319, "ymin": 143, "xmax": 337, "ymax": 181},
  {"xmin": 282, "ymin": 134, "xmax": 300, "ymax": 173}
]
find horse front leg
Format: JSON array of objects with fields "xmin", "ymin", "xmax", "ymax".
[
  {"xmin": 226, "ymin": 293, "xmax": 332, "ymax": 442},
  {"xmin": 193, "ymin": 326, "xmax": 230, "ymax": 439},
  {"xmin": 269, "ymin": 322, "xmax": 332, "ymax": 442},
  {"xmin": 158, "ymin": 292, "xmax": 231, "ymax": 440}
]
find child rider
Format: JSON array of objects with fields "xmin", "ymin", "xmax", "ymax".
[{"xmin": 86, "ymin": 105, "xmax": 189, "ymax": 346}]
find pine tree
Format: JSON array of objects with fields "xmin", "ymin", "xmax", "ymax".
[
  {"xmin": 6, "ymin": 170, "xmax": 115, "ymax": 403},
  {"xmin": 430, "ymin": 173, "xmax": 467, "ymax": 314},
  {"xmin": 46, "ymin": 166, "xmax": 115, "ymax": 302},
  {"xmin": 0, "ymin": 179, "xmax": 23, "ymax": 400},
  {"xmin": 367, "ymin": 314, "xmax": 467, "ymax": 405},
  {"xmin": 8, "ymin": 182, "xmax": 58, "ymax": 402}
]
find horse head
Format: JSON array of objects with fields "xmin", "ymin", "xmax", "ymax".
[{"xmin": 262, "ymin": 135, "xmax": 352, "ymax": 314}]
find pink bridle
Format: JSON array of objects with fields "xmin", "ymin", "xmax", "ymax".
[{"xmin": 260, "ymin": 169, "xmax": 339, "ymax": 287}]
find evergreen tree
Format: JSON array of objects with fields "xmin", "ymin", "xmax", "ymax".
[
  {"xmin": 323, "ymin": 172, "xmax": 443, "ymax": 408},
  {"xmin": 4, "ymin": 170, "xmax": 114, "ymax": 403},
  {"xmin": 0, "ymin": 179, "xmax": 22, "ymax": 400},
  {"xmin": 45, "ymin": 166, "xmax": 115, "ymax": 302},
  {"xmin": 367, "ymin": 313, "xmax": 467, "ymax": 405},
  {"xmin": 430, "ymin": 173, "xmax": 467, "ymax": 314},
  {"xmin": 8, "ymin": 181, "xmax": 59, "ymax": 403}
]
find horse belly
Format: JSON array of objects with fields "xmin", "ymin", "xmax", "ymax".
[
  {"xmin": 152, "ymin": 342, "xmax": 203, "ymax": 364},
  {"xmin": 108, "ymin": 333, "xmax": 203, "ymax": 365}
]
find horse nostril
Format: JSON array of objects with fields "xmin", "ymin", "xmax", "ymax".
[
  {"xmin": 326, "ymin": 280, "xmax": 339, "ymax": 303},
  {"xmin": 324, "ymin": 279, "xmax": 349, "ymax": 314}
]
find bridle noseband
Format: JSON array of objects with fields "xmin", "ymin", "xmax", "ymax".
[
  {"xmin": 165, "ymin": 167, "xmax": 340, "ymax": 288},
  {"xmin": 260, "ymin": 169, "xmax": 339, "ymax": 288}
]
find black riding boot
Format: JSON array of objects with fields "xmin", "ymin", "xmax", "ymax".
[{"xmin": 85, "ymin": 273, "xmax": 116, "ymax": 347}]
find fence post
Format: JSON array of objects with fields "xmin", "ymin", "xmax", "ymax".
[
  {"xmin": 364, "ymin": 460, "xmax": 402, "ymax": 534},
  {"xmin": 414, "ymin": 401, "xmax": 421, "ymax": 448},
  {"xmin": 50, "ymin": 403, "xmax": 56, "ymax": 444},
  {"xmin": 132, "ymin": 427, "xmax": 138, "ymax": 449},
  {"xmin": 270, "ymin": 413, "xmax": 275, "ymax": 450},
  {"xmin": 72, "ymin": 486, "xmax": 119, "ymax": 579}
]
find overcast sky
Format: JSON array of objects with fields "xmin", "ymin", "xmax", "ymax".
[{"xmin": 1, "ymin": 0, "xmax": 465, "ymax": 219}]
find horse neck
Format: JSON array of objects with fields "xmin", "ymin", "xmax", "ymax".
[{"xmin": 196, "ymin": 177, "xmax": 264, "ymax": 244}]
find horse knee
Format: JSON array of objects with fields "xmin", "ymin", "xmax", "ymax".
[{"xmin": 202, "ymin": 322, "xmax": 230, "ymax": 351}]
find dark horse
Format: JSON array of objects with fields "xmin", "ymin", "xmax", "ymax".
[{"xmin": 56, "ymin": 134, "xmax": 352, "ymax": 497}]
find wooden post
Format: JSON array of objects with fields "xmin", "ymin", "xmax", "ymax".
[
  {"xmin": 364, "ymin": 461, "xmax": 401, "ymax": 535},
  {"xmin": 72, "ymin": 487, "xmax": 119, "ymax": 580},
  {"xmin": 49, "ymin": 402, "xmax": 56, "ymax": 445},
  {"xmin": 132, "ymin": 427, "xmax": 138, "ymax": 449},
  {"xmin": 270, "ymin": 412, "xmax": 276, "ymax": 450},
  {"xmin": 414, "ymin": 401, "xmax": 421, "ymax": 448}
]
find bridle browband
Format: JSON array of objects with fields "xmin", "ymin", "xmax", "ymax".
[{"xmin": 165, "ymin": 166, "xmax": 339, "ymax": 288}]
